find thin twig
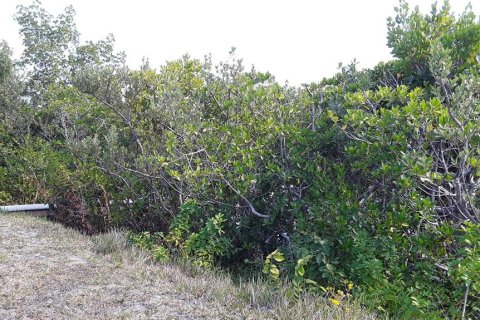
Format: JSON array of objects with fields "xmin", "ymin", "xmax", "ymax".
[{"xmin": 462, "ymin": 283, "xmax": 469, "ymax": 320}]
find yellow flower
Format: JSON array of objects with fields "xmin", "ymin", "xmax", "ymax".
[
  {"xmin": 330, "ymin": 298, "xmax": 341, "ymax": 306},
  {"xmin": 347, "ymin": 282, "xmax": 354, "ymax": 290}
]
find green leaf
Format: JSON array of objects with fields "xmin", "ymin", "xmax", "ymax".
[
  {"xmin": 296, "ymin": 263, "xmax": 305, "ymax": 277},
  {"xmin": 272, "ymin": 250, "xmax": 285, "ymax": 262},
  {"xmin": 262, "ymin": 262, "xmax": 270, "ymax": 274},
  {"xmin": 269, "ymin": 264, "xmax": 280, "ymax": 278}
]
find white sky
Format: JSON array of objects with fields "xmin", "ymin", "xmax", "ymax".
[{"xmin": 1, "ymin": 0, "xmax": 478, "ymax": 85}]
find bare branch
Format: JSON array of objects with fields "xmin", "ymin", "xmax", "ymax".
[{"xmin": 221, "ymin": 177, "xmax": 270, "ymax": 219}]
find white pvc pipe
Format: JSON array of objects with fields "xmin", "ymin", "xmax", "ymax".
[{"xmin": 0, "ymin": 204, "xmax": 50, "ymax": 212}]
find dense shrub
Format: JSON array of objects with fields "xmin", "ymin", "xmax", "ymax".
[{"xmin": 1, "ymin": 1, "xmax": 479, "ymax": 318}]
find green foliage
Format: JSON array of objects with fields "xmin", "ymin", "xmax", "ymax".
[
  {"xmin": 127, "ymin": 231, "xmax": 169, "ymax": 262},
  {"xmin": 387, "ymin": 0, "xmax": 480, "ymax": 86},
  {"xmin": 183, "ymin": 213, "xmax": 233, "ymax": 267},
  {"xmin": 0, "ymin": 41, "xmax": 13, "ymax": 84},
  {"xmin": 262, "ymin": 249, "xmax": 285, "ymax": 281},
  {"xmin": 129, "ymin": 202, "xmax": 232, "ymax": 267},
  {"xmin": 290, "ymin": 255, "xmax": 322, "ymax": 298},
  {"xmin": 166, "ymin": 200, "xmax": 202, "ymax": 248},
  {"xmin": 449, "ymin": 223, "xmax": 480, "ymax": 317},
  {"xmin": 15, "ymin": 0, "xmax": 79, "ymax": 103},
  {"xmin": 2, "ymin": 1, "xmax": 480, "ymax": 318}
]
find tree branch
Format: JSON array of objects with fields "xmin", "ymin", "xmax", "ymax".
[{"xmin": 221, "ymin": 177, "xmax": 270, "ymax": 219}]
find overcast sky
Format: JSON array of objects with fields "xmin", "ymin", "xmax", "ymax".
[{"xmin": 1, "ymin": 0, "xmax": 478, "ymax": 85}]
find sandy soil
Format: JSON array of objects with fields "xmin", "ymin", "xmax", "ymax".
[{"xmin": 0, "ymin": 214, "xmax": 233, "ymax": 320}]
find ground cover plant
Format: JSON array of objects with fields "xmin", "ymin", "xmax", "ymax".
[{"xmin": 1, "ymin": 0, "xmax": 479, "ymax": 318}]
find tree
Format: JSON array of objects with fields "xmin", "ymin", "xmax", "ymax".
[
  {"xmin": 15, "ymin": 0, "xmax": 79, "ymax": 104},
  {"xmin": 387, "ymin": 0, "xmax": 480, "ymax": 87},
  {"xmin": 0, "ymin": 41, "xmax": 13, "ymax": 84}
]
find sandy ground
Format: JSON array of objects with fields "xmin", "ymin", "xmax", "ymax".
[{"xmin": 0, "ymin": 214, "xmax": 233, "ymax": 320}]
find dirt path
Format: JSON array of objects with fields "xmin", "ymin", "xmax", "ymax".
[{"xmin": 0, "ymin": 214, "xmax": 233, "ymax": 320}]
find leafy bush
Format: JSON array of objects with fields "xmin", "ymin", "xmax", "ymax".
[{"xmin": 1, "ymin": 1, "xmax": 479, "ymax": 318}]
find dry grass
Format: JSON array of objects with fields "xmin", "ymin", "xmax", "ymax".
[{"xmin": 0, "ymin": 213, "xmax": 376, "ymax": 319}]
